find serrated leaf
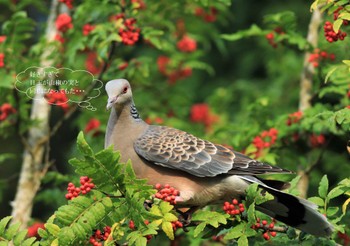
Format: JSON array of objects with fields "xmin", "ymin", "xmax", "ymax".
[
  {"xmin": 161, "ymin": 221, "xmax": 174, "ymax": 240},
  {"xmin": 339, "ymin": 12, "xmax": 350, "ymax": 20},
  {"xmin": 318, "ymin": 175, "xmax": 328, "ymax": 199},
  {"xmin": 221, "ymin": 24, "xmax": 263, "ymax": 41},
  {"xmin": 192, "ymin": 210, "xmax": 228, "ymax": 227},
  {"xmin": 224, "ymin": 223, "xmax": 245, "ymax": 239},
  {"xmin": 333, "ymin": 19, "xmax": 343, "ymax": 33},
  {"xmin": 308, "ymin": 196, "xmax": 324, "ymax": 206},
  {"xmin": 325, "ymin": 67, "xmax": 338, "ymax": 83},
  {"xmin": 326, "ymin": 206, "xmax": 339, "ymax": 217},
  {"xmin": 238, "ymin": 235, "xmax": 248, "ymax": 246},
  {"xmin": 163, "ymin": 213, "xmax": 178, "ymax": 222},
  {"xmin": 135, "ymin": 236, "xmax": 147, "ymax": 246},
  {"xmin": 21, "ymin": 237, "xmax": 38, "ymax": 246},
  {"xmin": 76, "ymin": 131, "xmax": 94, "ymax": 157},
  {"xmin": 159, "ymin": 201, "xmax": 173, "ymax": 214},
  {"xmin": 13, "ymin": 229, "xmax": 28, "ymax": 246},
  {"xmin": 4, "ymin": 222, "xmax": 20, "ymax": 240},
  {"xmin": 45, "ymin": 223, "xmax": 60, "ymax": 236},
  {"xmin": 327, "ymin": 186, "xmax": 345, "ymax": 200},
  {"xmin": 193, "ymin": 222, "xmax": 206, "ymax": 237},
  {"xmin": 343, "ymin": 60, "xmax": 350, "ymax": 66},
  {"xmin": 0, "ymin": 216, "xmax": 12, "ymax": 235}
]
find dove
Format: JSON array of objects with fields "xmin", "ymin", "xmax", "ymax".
[{"xmin": 105, "ymin": 78, "xmax": 333, "ymax": 237}]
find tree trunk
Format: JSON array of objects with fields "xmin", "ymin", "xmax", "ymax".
[
  {"xmin": 297, "ymin": 8, "xmax": 323, "ymax": 198},
  {"xmin": 10, "ymin": 0, "xmax": 58, "ymax": 228}
]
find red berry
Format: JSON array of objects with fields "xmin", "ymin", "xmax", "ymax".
[
  {"xmin": 270, "ymin": 231, "xmax": 277, "ymax": 237},
  {"xmin": 269, "ymin": 223, "xmax": 274, "ymax": 229},
  {"xmin": 262, "ymin": 220, "xmax": 267, "ymax": 225},
  {"xmin": 263, "ymin": 232, "xmax": 270, "ymax": 240}
]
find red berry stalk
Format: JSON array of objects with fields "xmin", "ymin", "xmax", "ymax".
[
  {"xmin": 154, "ymin": 183, "xmax": 180, "ymax": 205},
  {"xmin": 65, "ymin": 176, "xmax": 95, "ymax": 200}
]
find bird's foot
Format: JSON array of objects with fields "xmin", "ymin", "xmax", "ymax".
[
  {"xmin": 177, "ymin": 206, "xmax": 199, "ymax": 231},
  {"xmin": 143, "ymin": 199, "xmax": 153, "ymax": 211}
]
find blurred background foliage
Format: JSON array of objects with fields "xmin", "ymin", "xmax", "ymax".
[{"xmin": 0, "ymin": 0, "xmax": 349, "ymax": 243}]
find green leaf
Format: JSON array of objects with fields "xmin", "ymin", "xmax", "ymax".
[
  {"xmin": 339, "ymin": 12, "xmax": 350, "ymax": 20},
  {"xmin": 45, "ymin": 223, "xmax": 61, "ymax": 236},
  {"xmin": 343, "ymin": 60, "xmax": 350, "ymax": 66},
  {"xmin": 237, "ymin": 235, "xmax": 248, "ymax": 246},
  {"xmin": 0, "ymin": 216, "xmax": 12, "ymax": 235},
  {"xmin": 324, "ymin": 67, "xmax": 338, "ymax": 83},
  {"xmin": 327, "ymin": 186, "xmax": 345, "ymax": 200},
  {"xmin": 326, "ymin": 206, "xmax": 339, "ymax": 217},
  {"xmin": 13, "ymin": 229, "xmax": 28, "ymax": 246},
  {"xmin": 318, "ymin": 175, "xmax": 329, "ymax": 199},
  {"xmin": 193, "ymin": 222, "xmax": 206, "ymax": 237},
  {"xmin": 76, "ymin": 131, "xmax": 94, "ymax": 157},
  {"xmin": 192, "ymin": 210, "xmax": 228, "ymax": 228},
  {"xmin": 221, "ymin": 24, "xmax": 263, "ymax": 41},
  {"xmin": 333, "ymin": 19, "xmax": 343, "ymax": 33},
  {"xmin": 308, "ymin": 196, "xmax": 324, "ymax": 207},
  {"xmin": 4, "ymin": 222, "xmax": 20, "ymax": 240},
  {"xmin": 159, "ymin": 201, "xmax": 174, "ymax": 214},
  {"xmin": 161, "ymin": 221, "xmax": 174, "ymax": 240},
  {"xmin": 163, "ymin": 213, "xmax": 178, "ymax": 222},
  {"xmin": 224, "ymin": 223, "xmax": 245, "ymax": 239}
]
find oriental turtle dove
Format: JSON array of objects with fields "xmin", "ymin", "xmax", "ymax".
[{"xmin": 104, "ymin": 79, "xmax": 333, "ymax": 237}]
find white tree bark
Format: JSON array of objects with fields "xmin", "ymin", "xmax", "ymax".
[
  {"xmin": 297, "ymin": 8, "xmax": 323, "ymax": 198},
  {"xmin": 10, "ymin": 0, "xmax": 58, "ymax": 228}
]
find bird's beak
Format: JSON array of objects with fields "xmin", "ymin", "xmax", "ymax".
[{"xmin": 106, "ymin": 96, "xmax": 118, "ymax": 110}]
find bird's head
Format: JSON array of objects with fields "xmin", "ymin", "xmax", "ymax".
[{"xmin": 105, "ymin": 79, "xmax": 133, "ymax": 110}]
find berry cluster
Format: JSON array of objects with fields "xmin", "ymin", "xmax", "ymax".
[
  {"xmin": 115, "ymin": 15, "xmax": 141, "ymax": 46},
  {"xmin": 84, "ymin": 118, "xmax": 101, "ymax": 137},
  {"xmin": 171, "ymin": 220, "xmax": 183, "ymax": 231},
  {"xmin": 85, "ymin": 51, "xmax": 104, "ymax": 75},
  {"xmin": 194, "ymin": 7, "xmax": 218, "ymax": 22},
  {"xmin": 190, "ymin": 103, "xmax": 219, "ymax": 131},
  {"xmin": 222, "ymin": 199, "xmax": 245, "ymax": 215},
  {"xmin": 89, "ymin": 226, "xmax": 111, "ymax": 246},
  {"xmin": 333, "ymin": 7, "xmax": 349, "ymax": 25},
  {"xmin": 251, "ymin": 128, "xmax": 278, "ymax": 158},
  {"xmin": 265, "ymin": 32, "xmax": 277, "ymax": 48},
  {"xmin": 0, "ymin": 103, "xmax": 16, "ymax": 121},
  {"xmin": 157, "ymin": 56, "xmax": 192, "ymax": 84},
  {"xmin": 309, "ymin": 134, "xmax": 326, "ymax": 148},
  {"xmin": 0, "ymin": 35, "xmax": 6, "ymax": 43},
  {"xmin": 251, "ymin": 218, "xmax": 277, "ymax": 241},
  {"xmin": 177, "ymin": 35, "xmax": 197, "ymax": 53},
  {"xmin": 265, "ymin": 27, "xmax": 285, "ymax": 48},
  {"xmin": 154, "ymin": 183, "xmax": 179, "ymax": 205},
  {"xmin": 286, "ymin": 111, "xmax": 303, "ymax": 126},
  {"xmin": 0, "ymin": 53, "xmax": 5, "ymax": 67},
  {"xmin": 65, "ymin": 176, "xmax": 95, "ymax": 200},
  {"xmin": 59, "ymin": 0, "xmax": 73, "ymax": 9},
  {"xmin": 324, "ymin": 21, "xmax": 347, "ymax": 43},
  {"xmin": 45, "ymin": 89, "xmax": 69, "ymax": 111},
  {"xmin": 27, "ymin": 222, "xmax": 45, "ymax": 239},
  {"xmin": 55, "ymin": 13, "xmax": 73, "ymax": 33},
  {"xmin": 83, "ymin": 24, "xmax": 95, "ymax": 36},
  {"xmin": 308, "ymin": 49, "xmax": 335, "ymax": 68},
  {"xmin": 54, "ymin": 34, "xmax": 65, "ymax": 44}
]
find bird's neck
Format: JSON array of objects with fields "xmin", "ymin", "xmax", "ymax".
[{"xmin": 105, "ymin": 101, "xmax": 146, "ymax": 148}]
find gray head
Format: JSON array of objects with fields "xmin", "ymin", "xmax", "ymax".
[{"xmin": 105, "ymin": 79, "xmax": 133, "ymax": 110}]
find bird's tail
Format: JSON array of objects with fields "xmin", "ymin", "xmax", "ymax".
[{"xmin": 240, "ymin": 176, "xmax": 334, "ymax": 237}]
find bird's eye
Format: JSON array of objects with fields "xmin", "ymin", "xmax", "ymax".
[{"xmin": 122, "ymin": 87, "xmax": 128, "ymax": 94}]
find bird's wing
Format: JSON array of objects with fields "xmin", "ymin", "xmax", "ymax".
[{"xmin": 134, "ymin": 125, "xmax": 291, "ymax": 177}]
